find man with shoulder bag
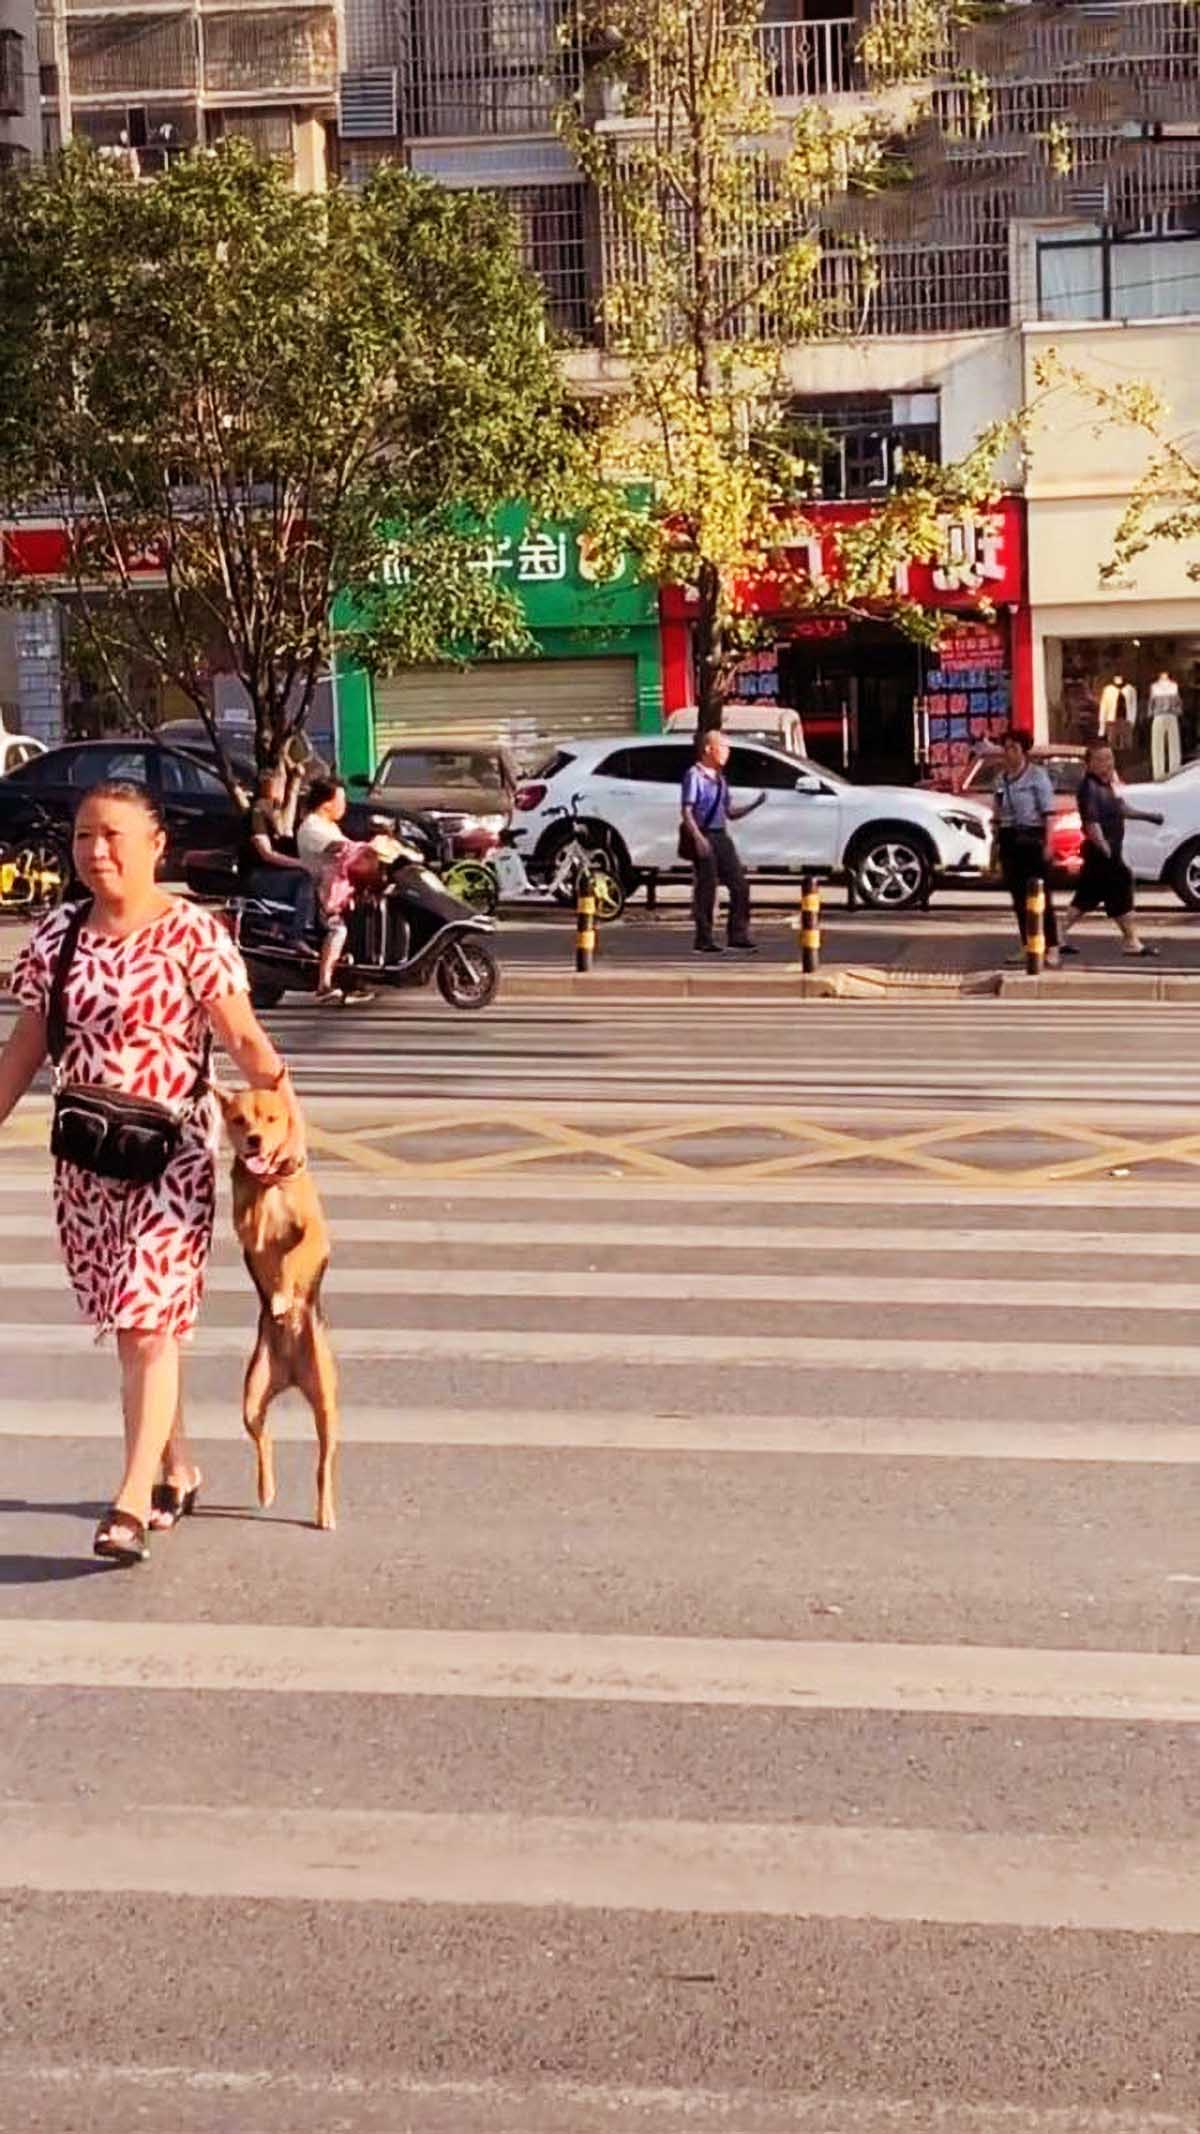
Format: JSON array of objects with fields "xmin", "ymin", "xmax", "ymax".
[{"xmin": 680, "ymin": 730, "xmax": 766, "ymax": 956}]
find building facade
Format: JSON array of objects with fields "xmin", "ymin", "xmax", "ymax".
[
  {"xmin": 333, "ymin": 1, "xmax": 1200, "ymax": 779},
  {"xmin": 37, "ymin": 0, "xmax": 339, "ymax": 185}
]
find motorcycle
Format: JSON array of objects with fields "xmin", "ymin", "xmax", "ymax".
[{"xmin": 220, "ymin": 842, "xmax": 500, "ymax": 1012}]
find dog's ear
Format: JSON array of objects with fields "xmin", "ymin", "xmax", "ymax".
[{"xmin": 211, "ymin": 1084, "xmax": 237, "ymax": 1118}]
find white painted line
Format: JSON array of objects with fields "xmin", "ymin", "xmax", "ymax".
[
  {"xmin": 8, "ymin": 1322, "xmax": 1200, "ymax": 1375},
  {"xmin": 0, "ymin": 2070, "xmax": 1184, "ymax": 2134},
  {"xmin": 5, "ymin": 1216, "xmax": 1200, "ymax": 1259},
  {"xmin": 5, "ymin": 1621, "xmax": 1199, "ymax": 1723},
  {"xmin": 6, "ymin": 1263, "xmax": 1200, "ymax": 1311},
  {"xmin": 5, "ymin": 1401, "xmax": 1198, "ymax": 1462},
  {"xmin": 4, "ymin": 1800, "xmax": 1200, "ymax": 1931}
]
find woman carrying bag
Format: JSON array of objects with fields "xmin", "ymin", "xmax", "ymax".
[{"xmin": 0, "ymin": 779, "xmax": 306, "ymax": 1564}]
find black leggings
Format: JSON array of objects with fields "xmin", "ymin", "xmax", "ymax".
[{"xmin": 998, "ymin": 830, "xmax": 1059, "ymax": 950}]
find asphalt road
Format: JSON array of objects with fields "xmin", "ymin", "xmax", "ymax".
[{"xmin": 2, "ymin": 1144, "xmax": 1200, "ymax": 2132}]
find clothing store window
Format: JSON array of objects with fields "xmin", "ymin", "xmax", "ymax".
[{"xmin": 1046, "ymin": 634, "xmax": 1200, "ymax": 775}]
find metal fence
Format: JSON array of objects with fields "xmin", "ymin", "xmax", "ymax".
[{"xmin": 755, "ymin": 15, "xmax": 857, "ymax": 101}]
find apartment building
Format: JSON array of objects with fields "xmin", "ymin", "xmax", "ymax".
[
  {"xmin": 0, "ymin": 0, "xmax": 38, "ymax": 166},
  {"xmin": 37, "ymin": 0, "xmax": 340, "ymax": 186}
]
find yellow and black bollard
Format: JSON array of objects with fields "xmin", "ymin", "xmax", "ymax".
[
  {"xmin": 1024, "ymin": 876, "xmax": 1046, "ymax": 977},
  {"xmin": 800, "ymin": 874, "xmax": 822, "ymax": 976},
  {"xmin": 575, "ymin": 867, "xmax": 596, "ymax": 973}
]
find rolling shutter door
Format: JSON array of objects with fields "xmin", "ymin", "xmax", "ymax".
[{"xmin": 372, "ymin": 659, "xmax": 637, "ymax": 769}]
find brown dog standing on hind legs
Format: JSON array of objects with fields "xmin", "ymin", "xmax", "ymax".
[{"xmin": 215, "ymin": 1084, "xmax": 339, "ymax": 1530}]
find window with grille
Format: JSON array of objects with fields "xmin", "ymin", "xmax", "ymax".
[
  {"xmin": 498, "ymin": 181, "xmax": 592, "ymax": 339},
  {"xmin": 0, "ymin": 28, "xmax": 25, "ymax": 118},
  {"xmin": 1037, "ymin": 212, "xmax": 1200, "ymax": 321},
  {"xmin": 397, "ymin": 0, "xmax": 582, "ymax": 140},
  {"xmin": 784, "ymin": 393, "xmax": 941, "ymax": 500}
]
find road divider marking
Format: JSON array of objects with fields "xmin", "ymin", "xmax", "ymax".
[
  {"xmin": 4, "ymin": 1800, "xmax": 1200, "ymax": 1932},
  {"xmin": 5, "ymin": 1400, "xmax": 1199, "ymax": 1461},
  {"xmin": 5, "ymin": 1621, "xmax": 1200, "ymax": 1723}
]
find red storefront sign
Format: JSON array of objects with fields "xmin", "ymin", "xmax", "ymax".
[
  {"xmin": 659, "ymin": 497, "xmax": 1031, "ymax": 722},
  {"xmin": 660, "ymin": 498, "xmax": 1025, "ymax": 623},
  {"xmin": 2, "ymin": 524, "xmax": 168, "ymax": 582}
]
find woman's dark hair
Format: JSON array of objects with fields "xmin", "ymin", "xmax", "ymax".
[
  {"xmin": 1004, "ymin": 729, "xmax": 1034, "ymax": 756},
  {"xmin": 73, "ymin": 779, "xmax": 166, "ymax": 832},
  {"xmin": 305, "ymin": 776, "xmax": 343, "ymax": 811}
]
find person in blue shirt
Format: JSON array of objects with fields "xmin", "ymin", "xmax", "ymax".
[{"xmin": 680, "ymin": 730, "xmax": 766, "ymax": 955}]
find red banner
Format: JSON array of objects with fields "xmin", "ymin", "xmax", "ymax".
[{"xmin": 660, "ymin": 497, "xmax": 1025, "ymax": 621}]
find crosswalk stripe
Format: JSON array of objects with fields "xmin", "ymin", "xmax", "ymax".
[
  {"xmin": 5, "ymin": 1621, "xmax": 1197, "ymax": 1721},
  {"xmin": 7, "ymin": 1211, "xmax": 1200, "ymax": 1256},
  {"xmin": 3, "ymin": 1400, "xmax": 1197, "ymax": 1460},
  {"xmin": 6, "ymin": 1262, "xmax": 1200, "ymax": 1310},
  {"xmin": 6, "ymin": 1322, "xmax": 1200, "ymax": 1374},
  {"xmin": 4, "ymin": 1801, "xmax": 1199, "ymax": 1932},
  {"xmin": 0, "ymin": 2071, "xmax": 1186, "ymax": 2134}
]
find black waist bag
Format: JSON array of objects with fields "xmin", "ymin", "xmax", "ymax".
[{"xmin": 47, "ymin": 901, "xmax": 208, "ymax": 1186}]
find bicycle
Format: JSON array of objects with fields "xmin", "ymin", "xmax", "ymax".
[{"xmin": 492, "ymin": 797, "xmax": 626, "ymax": 922}]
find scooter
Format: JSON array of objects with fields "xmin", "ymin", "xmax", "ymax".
[{"xmin": 223, "ymin": 844, "xmax": 500, "ymax": 1012}]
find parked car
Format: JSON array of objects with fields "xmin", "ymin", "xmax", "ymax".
[
  {"xmin": 954, "ymin": 743, "xmax": 1087, "ymax": 882},
  {"xmin": 1121, "ymin": 759, "xmax": 1200, "ymax": 908},
  {"xmin": 511, "ymin": 735, "xmax": 993, "ymax": 910},
  {"xmin": 664, "ymin": 705, "xmax": 807, "ymax": 756},
  {"xmin": 349, "ymin": 740, "xmax": 516, "ymax": 858},
  {"xmin": 0, "ymin": 736, "xmax": 244, "ymax": 873},
  {"xmin": 0, "ymin": 733, "xmax": 45, "ymax": 778}
]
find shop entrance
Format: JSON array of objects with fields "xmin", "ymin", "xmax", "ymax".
[{"xmin": 778, "ymin": 624, "xmax": 922, "ymax": 784}]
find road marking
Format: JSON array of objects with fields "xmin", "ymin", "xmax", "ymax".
[
  {"xmin": 9, "ymin": 1321, "xmax": 1200, "ymax": 1374},
  {"xmin": 6, "ymin": 1261, "xmax": 1200, "ymax": 1311},
  {"xmin": 5, "ymin": 1621, "xmax": 1199, "ymax": 1722},
  {"xmin": 5, "ymin": 1801, "xmax": 1200, "ymax": 1931},
  {"xmin": 4, "ymin": 1399, "xmax": 1198, "ymax": 1461},
  {"xmin": 0, "ymin": 2070, "xmax": 1187, "ymax": 2134},
  {"xmin": 6, "ymin": 1209, "xmax": 1200, "ymax": 1257}
]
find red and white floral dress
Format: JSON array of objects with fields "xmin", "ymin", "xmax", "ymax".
[{"xmin": 13, "ymin": 898, "xmax": 248, "ymax": 1340}]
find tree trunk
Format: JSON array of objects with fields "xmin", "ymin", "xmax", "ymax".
[{"xmin": 694, "ymin": 559, "xmax": 725, "ymax": 733}]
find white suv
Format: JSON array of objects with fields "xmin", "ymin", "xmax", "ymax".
[{"xmin": 512, "ymin": 735, "xmax": 992, "ymax": 911}]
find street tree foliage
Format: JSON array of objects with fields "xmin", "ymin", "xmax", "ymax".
[
  {"xmin": 562, "ymin": 0, "xmax": 1008, "ymax": 730},
  {"xmin": 0, "ymin": 144, "xmax": 582, "ymax": 781},
  {"xmin": 1032, "ymin": 351, "xmax": 1200, "ymax": 592}
]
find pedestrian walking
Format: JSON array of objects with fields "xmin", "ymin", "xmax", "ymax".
[
  {"xmin": 1060, "ymin": 741, "xmax": 1164, "ymax": 960},
  {"xmin": 680, "ymin": 731, "xmax": 765, "ymax": 955},
  {"xmin": 993, "ymin": 730, "xmax": 1061, "ymax": 968},
  {"xmin": 0, "ymin": 779, "xmax": 307, "ymax": 1564}
]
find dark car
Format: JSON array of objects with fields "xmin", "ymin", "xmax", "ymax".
[
  {"xmin": 0, "ymin": 736, "xmax": 244, "ymax": 873},
  {"xmin": 351, "ymin": 741, "xmax": 516, "ymax": 858}
]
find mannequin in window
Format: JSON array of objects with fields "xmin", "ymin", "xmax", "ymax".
[
  {"xmin": 1098, "ymin": 673, "xmax": 1137, "ymax": 748},
  {"xmin": 1148, "ymin": 670, "xmax": 1183, "ymax": 780}
]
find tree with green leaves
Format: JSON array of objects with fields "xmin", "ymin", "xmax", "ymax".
[
  {"xmin": 0, "ymin": 144, "xmax": 582, "ymax": 784},
  {"xmin": 562, "ymin": 0, "xmax": 1007, "ymax": 731}
]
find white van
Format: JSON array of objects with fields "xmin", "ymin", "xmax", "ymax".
[{"xmin": 664, "ymin": 704, "xmax": 806, "ymax": 756}]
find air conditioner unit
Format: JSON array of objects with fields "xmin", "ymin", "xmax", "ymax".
[{"xmin": 339, "ymin": 69, "xmax": 397, "ymax": 141}]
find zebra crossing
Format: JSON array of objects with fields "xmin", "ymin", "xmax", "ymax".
[{"xmin": 1, "ymin": 1156, "xmax": 1199, "ymax": 2131}]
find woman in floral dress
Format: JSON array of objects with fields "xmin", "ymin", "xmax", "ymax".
[{"xmin": 0, "ymin": 780, "xmax": 306, "ymax": 1563}]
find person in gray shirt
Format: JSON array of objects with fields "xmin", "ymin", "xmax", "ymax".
[{"xmin": 993, "ymin": 730, "xmax": 1060, "ymax": 966}]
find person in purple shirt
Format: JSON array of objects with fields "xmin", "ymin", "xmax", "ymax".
[{"xmin": 680, "ymin": 730, "xmax": 766, "ymax": 954}]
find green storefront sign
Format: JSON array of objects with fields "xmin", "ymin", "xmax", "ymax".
[{"xmin": 333, "ymin": 505, "xmax": 662, "ymax": 779}]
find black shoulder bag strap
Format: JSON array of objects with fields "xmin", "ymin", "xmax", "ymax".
[
  {"xmin": 45, "ymin": 898, "xmax": 212, "ymax": 1100},
  {"xmin": 45, "ymin": 901, "xmax": 93, "ymax": 1070}
]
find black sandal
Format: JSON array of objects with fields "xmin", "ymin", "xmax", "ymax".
[
  {"xmin": 149, "ymin": 1477, "xmax": 202, "ymax": 1532},
  {"xmin": 93, "ymin": 1508, "xmax": 149, "ymax": 1564}
]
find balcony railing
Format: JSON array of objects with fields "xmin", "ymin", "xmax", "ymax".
[{"xmin": 755, "ymin": 16, "xmax": 857, "ymax": 102}]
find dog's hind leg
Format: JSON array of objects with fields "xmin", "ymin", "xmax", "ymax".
[
  {"xmin": 295, "ymin": 1315, "xmax": 340, "ymax": 1531},
  {"xmin": 243, "ymin": 1312, "xmax": 288, "ymax": 1510}
]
